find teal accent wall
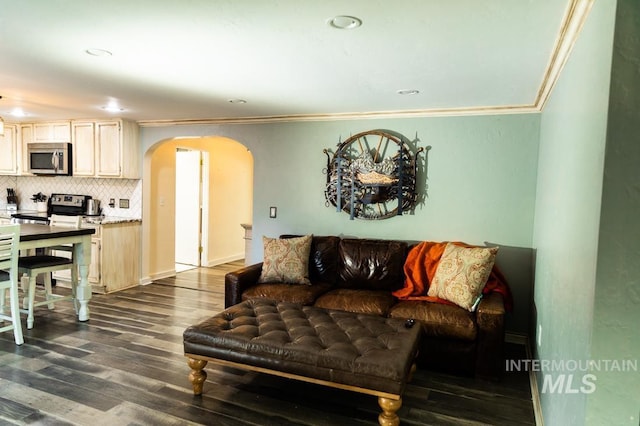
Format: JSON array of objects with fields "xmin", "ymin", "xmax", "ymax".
[
  {"xmin": 142, "ymin": 113, "xmax": 539, "ymax": 333},
  {"xmin": 136, "ymin": 2, "xmax": 640, "ymax": 423},
  {"xmin": 534, "ymin": 0, "xmax": 617, "ymax": 424},
  {"xmin": 589, "ymin": 0, "xmax": 640, "ymax": 423}
]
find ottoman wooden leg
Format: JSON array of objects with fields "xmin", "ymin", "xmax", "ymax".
[
  {"xmin": 187, "ymin": 357, "xmax": 208, "ymax": 395},
  {"xmin": 378, "ymin": 396, "xmax": 402, "ymax": 426}
]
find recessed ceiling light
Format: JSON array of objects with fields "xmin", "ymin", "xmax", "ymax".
[
  {"xmin": 85, "ymin": 48, "xmax": 113, "ymax": 57},
  {"xmin": 10, "ymin": 108, "xmax": 26, "ymax": 117},
  {"xmin": 397, "ymin": 89, "xmax": 420, "ymax": 96},
  {"xmin": 102, "ymin": 106, "xmax": 124, "ymax": 112},
  {"xmin": 328, "ymin": 15, "xmax": 362, "ymax": 30},
  {"xmin": 228, "ymin": 99, "xmax": 247, "ymax": 104},
  {"xmin": 102, "ymin": 100, "xmax": 123, "ymax": 112}
]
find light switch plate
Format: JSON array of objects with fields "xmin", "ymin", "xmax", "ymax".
[{"xmin": 119, "ymin": 198, "xmax": 130, "ymax": 209}]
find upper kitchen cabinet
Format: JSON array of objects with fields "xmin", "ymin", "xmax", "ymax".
[
  {"xmin": 72, "ymin": 121, "xmax": 95, "ymax": 176},
  {"xmin": 19, "ymin": 124, "xmax": 33, "ymax": 175},
  {"xmin": 72, "ymin": 119, "xmax": 140, "ymax": 178},
  {"xmin": 34, "ymin": 121, "xmax": 71, "ymax": 142},
  {"xmin": 0, "ymin": 124, "xmax": 18, "ymax": 174}
]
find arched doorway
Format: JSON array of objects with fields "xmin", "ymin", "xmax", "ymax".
[{"xmin": 141, "ymin": 136, "xmax": 253, "ymax": 283}]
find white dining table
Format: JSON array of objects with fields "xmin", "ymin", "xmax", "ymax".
[{"xmin": 18, "ymin": 223, "xmax": 95, "ymax": 322}]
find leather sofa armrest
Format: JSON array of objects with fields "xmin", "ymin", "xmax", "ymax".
[
  {"xmin": 224, "ymin": 263, "xmax": 263, "ymax": 308},
  {"xmin": 477, "ymin": 292, "xmax": 505, "ymax": 317},
  {"xmin": 475, "ymin": 292, "xmax": 506, "ymax": 380}
]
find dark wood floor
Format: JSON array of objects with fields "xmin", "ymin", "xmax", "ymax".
[{"xmin": 0, "ymin": 261, "xmax": 536, "ymax": 425}]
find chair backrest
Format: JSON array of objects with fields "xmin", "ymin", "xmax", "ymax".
[
  {"xmin": 49, "ymin": 214, "xmax": 81, "ymax": 229},
  {"xmin": 0, "ymin": 224, "xmax": 20, "ymax": 276}
]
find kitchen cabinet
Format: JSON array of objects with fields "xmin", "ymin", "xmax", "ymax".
[
  {"xmin": 0, "ymin": 124, "xmax": 18, "ymax": 174},
  {"xmin": 19, "ymin": 123, "xmax": 33, "ymax": 175},
  {"xmin": 71, "ymin": 121, "xmax": 95, "ymax": 176},
  {"xmin": 72, "ymin": 119, "xmax": 140, "ymax": 178},
  {"xmin": 53, "ymin": 220, "xmax": 141, "ymax": 294},
  {"xmin": 33, "ymin": 121, "xmax": 71, "ymax": 142}
]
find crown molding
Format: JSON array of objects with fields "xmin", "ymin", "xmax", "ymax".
[
  {"xmin": 137, "ymin": 104, "xmax": 539, "ymax": 127},
  {"xmin": 138, "ymin": 0, "xmax": 593, "ymax": 129},
  {"xmin": 535, "ymin": 0, "xmax": 595, "ymax": 110}
]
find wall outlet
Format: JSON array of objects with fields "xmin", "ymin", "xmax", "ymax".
[
  {"xmin": 537, "ymin": 324, "xmax": 542, "ymax": 347},
  {"xmin": 119, "ymin": 198, "xmax": 130, "ymax": 209}
]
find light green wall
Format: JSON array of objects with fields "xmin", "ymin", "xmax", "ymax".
[
  {"xmin": 249, "ymin": 116, "xmax": 539, "ymax": 248},
  {"xmin": 142, "ymin": 113, "xmax": 539, "ymax": 333},
  {"xmin": 136, "ymin": 2, "xmax": 639, "ymax": 422},
  {"xmin": 534, "ymin": 0, "xmax": 616, "ymax": 424},
  {"xmin": 588, "ymin": 0, "xmax": 640, "ymax": 424}
]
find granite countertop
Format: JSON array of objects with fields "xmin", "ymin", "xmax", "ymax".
[
  {"xmin": 82, "ymin": 216, "xmax": 142, "ymax": 225},
  {"xmin": 0, "ymin": 209, "xmax": 140, "ymax": 225},
  {"xmin": 0, "ymin": 208, "xmax": 43, "ymax": 219}
]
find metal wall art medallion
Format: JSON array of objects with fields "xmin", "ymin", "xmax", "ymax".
[{"xmin": 323, "ymin": 129, "xmax": 424, "ymax": 220}]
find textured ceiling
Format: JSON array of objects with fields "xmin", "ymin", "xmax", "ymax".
[{"xmin": 0, "ymin": 0, "xmax": 579, "ymax": 124}]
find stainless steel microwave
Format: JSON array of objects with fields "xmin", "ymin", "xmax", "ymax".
[{"xmin": 27, "ymin": 143, "xmax": 72, "ymax": 175}]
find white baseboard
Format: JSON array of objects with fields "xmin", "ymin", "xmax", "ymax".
[
  {"xmin": 149, "ymin": 269, "xmax": 177, "ymax": 281},
  {"xmin": 522, "ymin": 335, "xmax": 544, "ymax": 426},
  {"xmin": 140, "ymin": 276, "xmax": 153, "ymax": 285},
  {"xmin": 504, "ymin": 333, "xmax": 543, "ymax": 426},
  {"xmin": 206, "ymin": 253, "xmax": 244, "ymax": 267}
]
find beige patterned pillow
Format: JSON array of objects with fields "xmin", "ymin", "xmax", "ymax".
[
  {"xmin": 428, "ymin": 243, "xmax": 498, "ymax": 311},
  {"xmin": 258, "ymin": 235, "xmax": 313, "ymax": 285}
]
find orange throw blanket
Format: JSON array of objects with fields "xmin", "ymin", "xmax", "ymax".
[{"xmin": 392, "ymin": 241, "xmax": 513, "ymax": 312}]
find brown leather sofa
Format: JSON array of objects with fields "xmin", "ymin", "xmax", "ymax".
[{"xmin": 225, "ymin": 235, "xmax": 507, "ymax": 380}]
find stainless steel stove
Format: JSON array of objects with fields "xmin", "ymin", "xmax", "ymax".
[{"xmin": 12, "ymin": 193, "xmax": 91, "ymax": 224}]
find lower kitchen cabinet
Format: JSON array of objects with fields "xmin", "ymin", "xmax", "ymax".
[{"xmin": 53, "ymin": 220, "xmax": 141, "ymax": 294}]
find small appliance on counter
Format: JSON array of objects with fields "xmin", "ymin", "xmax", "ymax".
[
  {"xmin": 6, "ymin": 188, "xmax": 18, "ymax": 212},
  {"xmin": 11, "ymin": 193, "xmax": 92, "ymax": 224},
  {"xmin": 85, "ymin": 198, "xmax": 102, "ymax": 216}
]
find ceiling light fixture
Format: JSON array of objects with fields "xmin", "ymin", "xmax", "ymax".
[
  {"xmin": 328, "ymin": 15, "xmax": 362, "ymax": 30},
  {"xmin": 10, "ymin": 107, "xmax": 26, "ymax": 117},
  {"xmin": 102, "ymin": 100, "xmax": 124, "ymax": 112},
  {"xmin": 397, "ymin": 89, "xmax": 420, "ymax": 96},
  {"xmin": 85, "ymin": 48, "xmax": 113, "ymax": 57}
]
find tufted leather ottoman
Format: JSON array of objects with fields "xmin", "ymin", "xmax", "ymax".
[{"xmin": 184, "ymin": 299, "xmax": 421, "ymax": 426}]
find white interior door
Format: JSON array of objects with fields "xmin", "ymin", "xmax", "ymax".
[{"xmin": 175, "ymin": 149, "xmax": 201, "ymax": 266}]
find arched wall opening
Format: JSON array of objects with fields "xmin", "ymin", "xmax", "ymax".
[{"xmin": 141, "ymin": 136, "xmax": 253, "ymax": 283}]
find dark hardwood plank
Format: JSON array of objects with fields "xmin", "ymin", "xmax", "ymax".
[{"xmin": 0, "ymin": 262, "xmax": 536, "ymax": 425}]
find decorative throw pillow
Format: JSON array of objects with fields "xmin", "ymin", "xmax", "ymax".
[
  {"xmin": 427, "ymin": 243, "xmax": 498, "ymax": 311},
  {"xmin": 258, "ymin": 235, "xmax": 313, "ymax": 285}
]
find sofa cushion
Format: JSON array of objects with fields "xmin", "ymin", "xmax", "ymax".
[
  {"xmin": 314, "ymin": 289, "xmax": 397, "ymax": 316},
  {"xmin": 338, "ymin": 239, "xmax": 407, "ymax": 291},
  {"xmin": 242, "ymin": 282, "xmax": 333, "ymax": 306},
  {"xmin": 427, "ymin": 243, "xmax": 498, "ymax": 311},
  {"xmin": 259, "ymin": 235, "xmax": 313, "ymax": 285},
  {"xmin": 389, "ymin": 300, "xmax": 477, "ymax": 341},
  {"xmin": 280, "ymin": 235, "xmax": 340, "ymax": 285}
]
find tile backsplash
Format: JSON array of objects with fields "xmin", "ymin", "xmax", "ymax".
[{"xmin": 0, "ymin": 175, "xmax": 141, "ymax": 218}]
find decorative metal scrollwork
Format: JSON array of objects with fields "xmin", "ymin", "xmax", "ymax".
[{"xmin": 323, "ymin": 129, "xmax": 423, "ymax": 220}]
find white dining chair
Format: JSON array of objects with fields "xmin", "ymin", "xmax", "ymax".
[
  {"xmin": 0, "ymin": 224, "xmax": 24, "ymax": 345},
  {"xmin": 18, "ymin": 215, "xmax": 82, "ymax": 329}
]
